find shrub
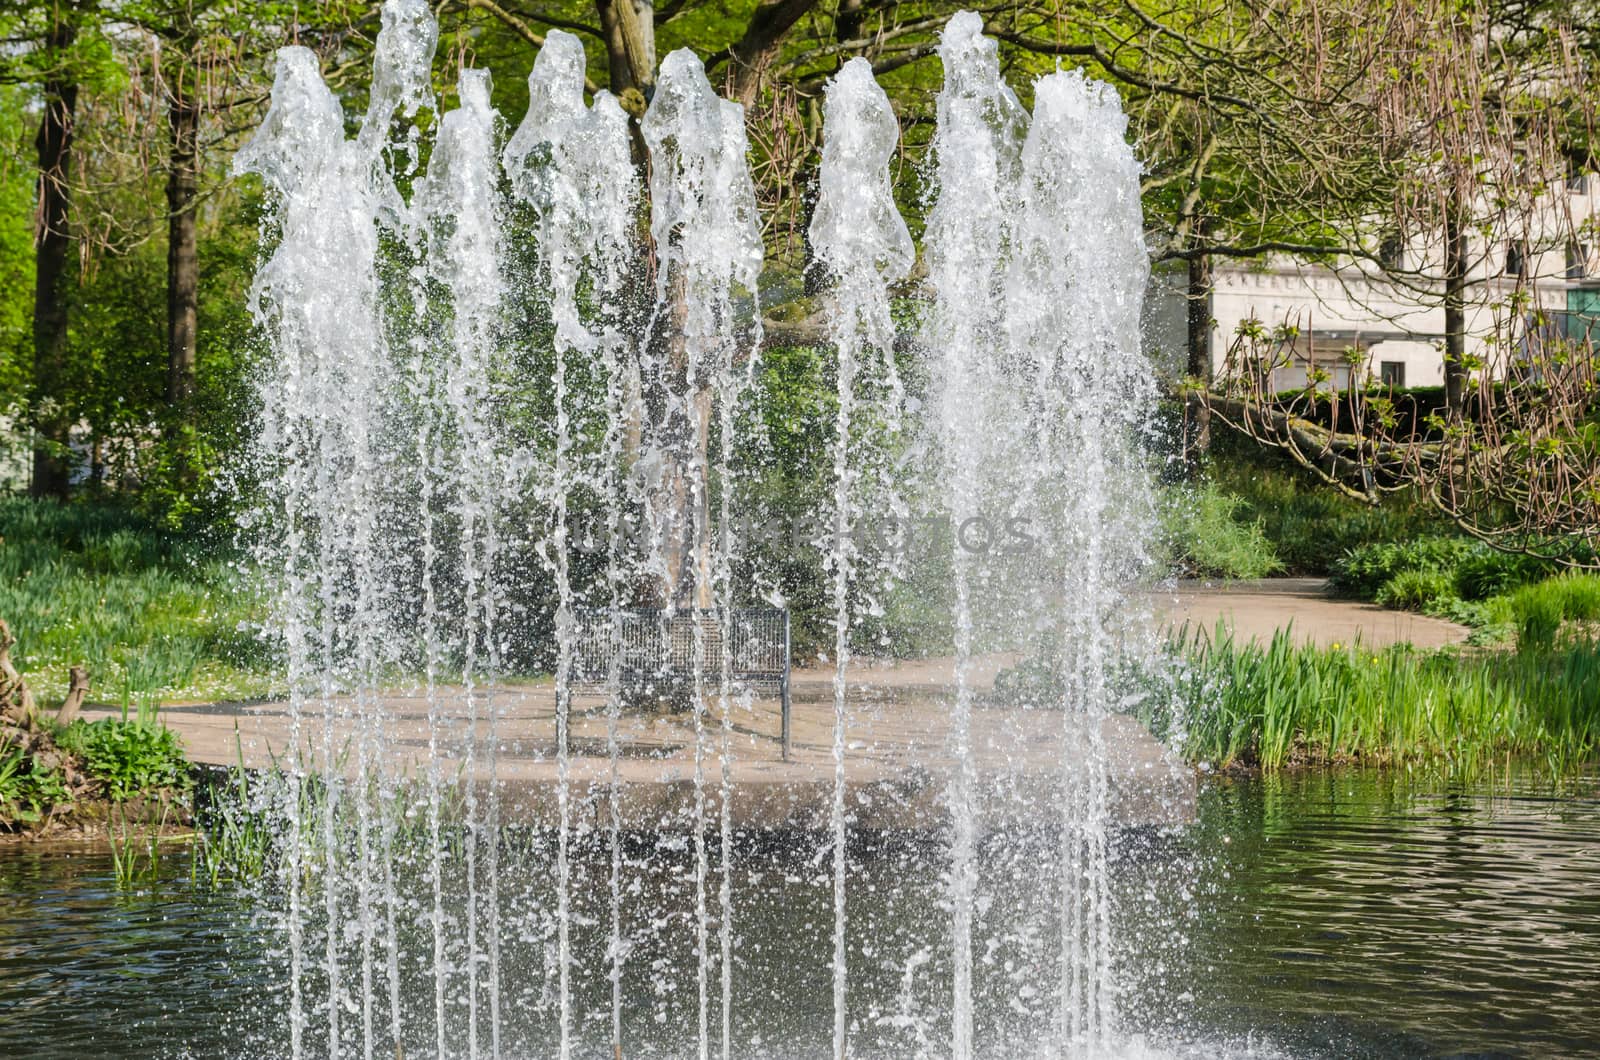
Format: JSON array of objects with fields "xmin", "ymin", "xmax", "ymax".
[
  {"xmin": 1328, "ymin": 536, "xmax": 1476, "ymax": 598},
  {"xmin": 61, "ymin": 719, "xmax": 190, "ymax": 802},
  {"xmin": 0, "ymin": 746, "xmax": 71, "ymax": 824},
  {"xmin": 1375, "ymin": 569, "xmax": 1457, "ymax": 612},
  {"xmin": 1454, "ymin": 548, "xmax": 1554, "ymax": 600},
  {"xmin": 1201, "ymin": 430, "xmax": 1449, "ymax": 575},
  {"xmin": 1161, "ymin": 482, "xmax": 1283, "ymax": 579}
]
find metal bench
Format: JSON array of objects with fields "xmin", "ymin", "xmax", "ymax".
[{"xmin": 569, "ymin": 607, "xmax": 794, "ymax": 759}]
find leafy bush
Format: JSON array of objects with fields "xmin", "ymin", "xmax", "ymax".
[
  {"xmin": 1375, "ymin": 569, "xmax": 1458, "ymax": 612},
  {"xmin": 1426, "ymin": 595, "xmax": 1497, "ymax": 629},
  {"xmin": 0, "ymin": 746, "xmax": 71, "ymax": 824},
  {"xmin": 60, "ymin": 719, "xmax": 190, "ymax": 802},
  {"xmin": 1454, "ymin": 548, "xmax": 1554, "ymax": 600},
  {"xmin": 1161, "ymin": 483, "xmax": 1282, "ymax": 579},
  {"xmin": 1328, "ymin": 536, "xmax": 1477, "ymax": 598}
]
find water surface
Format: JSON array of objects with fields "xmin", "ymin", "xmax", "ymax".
[{"xmin": 3, "ymin": 768, "xmax": 1596, "ymax": 1058}]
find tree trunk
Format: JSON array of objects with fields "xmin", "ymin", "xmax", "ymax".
[
  {"xmin": 0, "ymin": 619, "xmax": 38, "ymax": 726},
  {"xmin": 597, "ymin": 0, "xmax": 655, "ymax": 94},
  {"xmin": 55, "ymin": 666, "xmax": 89, "ymax": 728},
  {"xmin": 1184, "ymin": 248, "xmax": 1214, "ymax": 470},
  {"xmin": 166, "ymin": 77, "xmax": 200, "ymax": 407},
  {"xmin": 1443, "ymin": 208, "xmax": 1468, "ymax": 419},
  {"xmin": 30, "ymin": 21, "xmax": 78, "ymax": 500},
  {"xmin": 647, "ymin": 274, "xmax": 714, "ymax": 611},
  {"xmin": 835, "ymin": 0, "xmax": 867, "ymax": 50},
  {"xmin": 727, "ymin": 0, "xmax": 819, "ymax": 105}
]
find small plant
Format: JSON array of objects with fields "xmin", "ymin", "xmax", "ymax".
[
  {"xmin": 108, "ymin": 802, "xmax": 171, "ymax": 888},
  {"xmin": 1375, "ymin": 569, "xmax": 1457, "ymax": 612},
  {"xmin": 0, "ymin": 745, "xmax": 71, "ymax": 825},
  {"xmin": 65, "ymin": 718, "xmax": 190, "ymax": 802},
  {"xmin": 192, "ymin": 743, "xmax": 274, "ymax": 888}
]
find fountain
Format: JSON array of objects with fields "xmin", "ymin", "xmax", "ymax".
[{"xmin": 235, "ymin": 2, "xmax": 1188, "ymax": 1056}]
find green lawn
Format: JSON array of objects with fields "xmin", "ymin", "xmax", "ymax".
[{"xmin": 0, "ymin": 497, "xmax": 274, "ymax": 706}]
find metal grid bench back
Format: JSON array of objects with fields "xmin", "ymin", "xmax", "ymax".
[{"xmin": 571, "ymin": 608, "xmax": 788, "ymax": 689}]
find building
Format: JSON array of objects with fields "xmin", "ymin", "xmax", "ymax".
[{"xmin": 1145, "ymin": 174, "xmax": 1600, "ymax": 391}]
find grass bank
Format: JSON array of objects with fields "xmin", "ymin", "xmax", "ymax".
[
  {"xmin": 1147, "ymin": 626, "xmax": 1600, "ymax": 772},
  {"xmin": 0, "ymin": 496, "xmax": 272, "ymax": 704},
  {"xmin": 1327, "ymin": 533, "xmax": 1600, "ymax": 646},
  {"xmin": 1200, "ymin": 431, "xmax": 1448, "ymax": 576}
]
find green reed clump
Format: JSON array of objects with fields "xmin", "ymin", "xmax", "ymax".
[
  {"xmin": 1508, "ymin": 574, "xmax": 1600, "ymax": 650},
  {"xmin": 1149, "ymin": 625, "xmax": 1600, "ymax": 771},
  {"xmin": 0, "ymin": 496, "xmax": 274, "ymax": 703},
  {"xmin": 1160, "ymin": 481, "xmax": 1283, "ymax": 579}
]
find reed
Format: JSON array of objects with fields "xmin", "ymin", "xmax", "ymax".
[{"xmin": 1147, "ymin": 624, "xmax": 1600, "ymax": 771}]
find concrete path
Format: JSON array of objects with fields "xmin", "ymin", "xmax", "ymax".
[
  {"xmin": 1159, "ymin": 577, "xmax": 1469, "ymax": 649},
  {"xmin": 83, "ymin": 659, "xmax": 1195, "ymax": 832},
  {"xmin": 85, "ymin": 579, "xmax": 1447, "ymax": 833}
]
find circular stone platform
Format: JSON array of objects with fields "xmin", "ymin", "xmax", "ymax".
[{"xmin": 83, "ymin": 656, "xmax": 1195, "ymax": 831}]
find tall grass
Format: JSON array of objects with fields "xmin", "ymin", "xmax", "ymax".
[
  {"xmin": 1507, "ymin": 574, "xmax": 1600, "ymax": 650},
  {"xmin": 1160, "ymin": 481, "xmax": 1283, "ymax": 579},
  {"xmin": 0, "ymin": 496, "xmax": 273, "ymax": 702},
  {"xmin": 1147, "ymin": 625, "xmax": 1600, "ymax": 772}
]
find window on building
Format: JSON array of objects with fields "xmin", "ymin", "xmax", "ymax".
[
  {"xmin": 1505, "ymin": 241, "xmax": 1529, "ymax": 278},
  {"xmin": 1379, "ymin": 231, "xmax": 1405, "ymax": 271},
  {"xmin": 1380, "ymin": 361, "xmax": 1406, "ymax": 388},
  {"xmin": 1568, "ymin": 163, "xmax": 1589, "ymax": 194},
  {"xmin": 1569, "ymin": 242, "xmax": 1590, "ymax": 280}
]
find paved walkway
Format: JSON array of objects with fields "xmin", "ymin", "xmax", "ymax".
[
  {"xmin": 1160, "ymin": 577, "xmax": 1469, "ymax": 649},
  {"xmin": 83, "ymin": 659, "xmax": 1195, "ymax": 831}
]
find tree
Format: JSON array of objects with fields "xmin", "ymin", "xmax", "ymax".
[
  {"xmin": 0, "ymin": 2, "xmax": 97, "ymax": 499},
  {"xmin": 1200, "ymin": 0, "xmax": 1600, "ymax": 562}
]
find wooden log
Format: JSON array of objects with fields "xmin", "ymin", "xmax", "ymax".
[
  {"xmin": 0, "ymin": 618, "xmax": 38, "ymax": 725},
  {"xmin": 55, "ymin": 665, "xmax": 89, "ymax": 727}
]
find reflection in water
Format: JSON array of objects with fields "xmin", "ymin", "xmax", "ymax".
[
  {"xmin": 1173, "ymin": 768, "xmax": 1600, "ymax": 1058},
  {"xmin": 1, "ymin": 768, "xmax": 1596, "ymax": 1058}
]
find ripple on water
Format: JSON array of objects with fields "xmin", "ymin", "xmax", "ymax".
[{"xmin": 1, "ymin": 767, "xmax": 1596, "ymax": 1058}]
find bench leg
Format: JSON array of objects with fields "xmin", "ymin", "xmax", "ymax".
[{"xmin": 781, "ymin": 676, "xmax": 792, "ymax": 762}]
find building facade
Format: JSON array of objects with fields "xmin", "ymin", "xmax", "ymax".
[{"xmin": 1145, "ymin": 175, "xmax": 1600, "ymax": 391}]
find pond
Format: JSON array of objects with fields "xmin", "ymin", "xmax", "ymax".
[{"xmin": 3, "ymin": 767, "xmax": 1596, "ymax": 1058}]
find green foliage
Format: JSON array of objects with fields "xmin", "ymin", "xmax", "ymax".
[
  {"xmin": 0, "ymin": 497, "xmax": 273, "ymax": 703},
  {"xmin": 1374, "ymin": 568, "xmax": 1458, "ymax": 612},
  {"xmin": 0, "ymin": 88, "xmax": 34, "ymax": 416},
  {"xmin": 61, "ymin": 718, "xmax": 189, "ymax": 802},
  {"xmin": 1149, "ymin": 626, "xmax": 1600, "ymax": 771},
  {"xmin": 1454, "ymin": 547, "xmax": 1554, "ymax": 600},
  {"xmin": 191, "ymin": 760, "xmax": 273, "ymax": 887},
  {"xmin": 1327, "ymin": 536, "xmax": 1477, "ymax": 598},
  {"xmin": 1161, "ymin": 481, "xmax": 1282, "ymax": 579},
  {"xmin": 0, "ymin": 744, "xmax": 71, "ymax": 824},
  {"xmin": 1509, "ymin": 575, "xmax": 1600, "ymax": 651},
  {"xmin": 1201, "ymin": 432, "xmax": 1448, "ymax": 575},
  {"xmin": 108, "ymin": 802, "xmax": 174, "ymax": 888}
]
